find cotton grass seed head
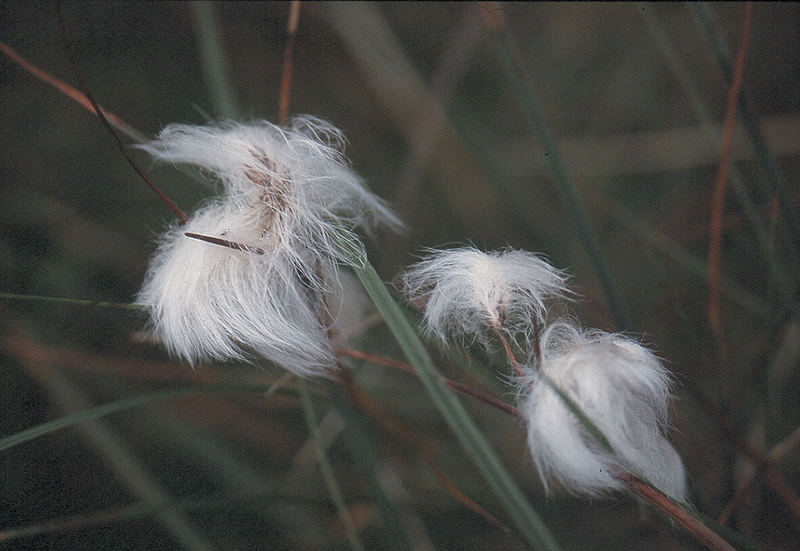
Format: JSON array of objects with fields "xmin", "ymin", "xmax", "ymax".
[
  {"xmin": 137, "ymin": 116, "xmax": 402, "ymax": 377},
  {"xmin": 137, "ymin": 198, "xmax": 338, "ymax": 377},
  {"xmin": 400, "ymin": 247, "xmax": 568, "ymax": 353},
  {"xmin": 522, "ymin": 321, "xmax": 688, "ymax": 503},
  {"xmin": 137, "ymin": 116, "xmax": 402, "ymax": 274}
]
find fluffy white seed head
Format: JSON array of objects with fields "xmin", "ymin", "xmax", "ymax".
[
  {"xmin": 137, "ymin": 116, "xmax": 402, "ymax": 275},
  {"xmin": 137, "ymin": 198, "xmax": 339, "ymax": 377},
  {"xmin": 136, "ymin": 116, "xmax": 402, "ymax": 377},
  {"xmin": 522, "ymin": 322, "xmax": 688, "ymax": 502},
  {"xmin": 400, "ymin": 247, "xmax": 568, "ymax": 353}
]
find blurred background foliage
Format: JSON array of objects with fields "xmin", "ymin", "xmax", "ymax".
[{"xmin": 2, "ymin": 2, "xmax": 800, "ymax": 549}]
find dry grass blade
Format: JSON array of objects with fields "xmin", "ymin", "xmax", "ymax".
[{"xmin": 0, "ymin": 41, "xmax": 148, "ymax": 144}]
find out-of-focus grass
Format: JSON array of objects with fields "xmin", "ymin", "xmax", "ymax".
[{"xmin": 2, "ymin": 2, "xmax": 800, "ymax": 550}]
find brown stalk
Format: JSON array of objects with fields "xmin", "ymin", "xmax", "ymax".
[
  {"xmin": 338, "ymin": 370, "xmax": 509, "ymax": 533},
  {"xmin": 0, "ymin": 41, "xmax": 147, "ymax": 144},
  {"xmin": 621, "ymin": 474, "xmax": 736, "ymax": 551},
  {"xmin": 278, "ymin": 1, "xmax": 301, "ymax": 125},
  {"xmin": 336, "ymin": 347, "xmax": 522, "ymax": 420},
  {"xmin": 184, "ymin": 232, "xmax": 265, "ymax": 255},
  {"xmin": 707, "ymin": 2, "xmax": 753, "ymax": 363},
  {"xmin": 55, "ymin": 2, "xmax": 188, "ymax": 224}
]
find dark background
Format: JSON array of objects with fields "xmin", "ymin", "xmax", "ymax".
[{"xmin": 2, "ymin": 2, "xmax": 799, "ymax": 549}]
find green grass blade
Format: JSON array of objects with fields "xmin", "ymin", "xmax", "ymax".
[
  {"xmin": 0, "ymin": 383, "xmax": 287, "ymax": 452},
  {"xmin": 329, "ymin": 383, "xmax": 413, "ymax": 551},
  {"xmin": 0, "ymin": 292, "xmax": 144, "ymax": 310},
  {"xmin": 489, "ymin": 27, "xmax": 631, "ymax": 331},
  {"xmin": 190, "ymin": 1, "xmax": 239, "ymax": 119},
  {"xmin": 351, "ymin": 256, "xmax": 561, "ymax": 550},
  {"xmin": 297, "ymin": 380, "xmax": 366, "ymax": 551}
]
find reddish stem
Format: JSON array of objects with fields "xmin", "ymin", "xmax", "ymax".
[
  {"xmin": 707, "ymin": 2, "xmax": 753, "ymax": 361},
  {"xmin": 278, "ymin": 1, "xmax": 301, "ymax": 125},
  {"xmin": 335, "ymin": 347, "xmax": 522, "ymax": 420},
  {"xmin": 621, "ymin": 473, "xmax": 736, "ymax": 551},
  {"xmin": 55, "ymin": 3, "xmax": 188, "ymax": 224}
]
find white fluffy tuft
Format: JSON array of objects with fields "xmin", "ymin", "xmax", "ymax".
[
  {"xmin": 137, "ymin": 117, "xmax": 401, "ymax": 376},
  {"xmin": 399, "ymin": 247, "xmax": 568, "ymax": 353},
  {"xmin": 137, "ymin": 116, "xmax": 402, "ymax": 275},
  {"xmin": 522, "ymin": 322, "xmax": 688, "ymax": 502}
]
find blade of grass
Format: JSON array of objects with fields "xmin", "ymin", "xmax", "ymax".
[
  {"xmin": 329, "ymin": 379, "xmax": 413, "ymax": 551},
  {"xmin": 297, "ymin": 380, "xmax": 366, "ymax": 551},
  {"xmin": 190, "ymin": 1, "xmax": 239, "ymax": 119},
  {"xmin": 482, "ymin": 8, "xmax": 630, "ymax": 331},
  {"xmin": 0, "ymin": 487, "xmax": 328, "ymax": 543},
  {"xmin": 348, "ymin": 252, "xmax": 562, "ymax": 550},
  {"xmin": 0, "ymin": 382, "xmax": 292, "ymax": 452},
  {"xmin": 340, "ymin": 371, "xmax": 511, "ymax": 533},
  {"xmin": 0, "ymin": 292, "xmax": 144, "ymax": 310},
  {"xmin": 15, "ymin": 350, "xmax": 217, "ymax": 551}
]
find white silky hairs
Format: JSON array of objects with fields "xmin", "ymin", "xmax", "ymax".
[
  {"xmin": 137, "ymin": 117, "xmax": 400, "ymax": 376},
  {"xmin": 522, "ymin": 322, "xmax": 688, "ymax": 502},
  {"xmin": 399, "ymin": 247, "xmax": 568, "ymax": 354},
  {"xmin": 401, "ymin": 245, "xmax": 686, "ymax": 502}
]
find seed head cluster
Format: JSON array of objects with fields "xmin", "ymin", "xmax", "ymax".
[
  {"xmin": 400, "ymin": 247, "xmax": 687, "ymax": 502},
  {"xmin": 137, "ymin": 117, "xmax": 687, "ymax": 504}
]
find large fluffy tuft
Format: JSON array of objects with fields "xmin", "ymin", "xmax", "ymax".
[
  {"xmin": 137, "ymin": 117, "xmax": 401, "ymax": 376},
  {"xmin": 137, "ymin": 116, "xmax": 402, "ymax": 276},
  {"xmin": 399, "ymin": 247, "xmax": 568, "ymax": 354},
  {"xmin": 522, "ymin": 322, "xmax": 688, "ymax": 502}
]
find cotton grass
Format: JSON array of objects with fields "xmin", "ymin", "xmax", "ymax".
[
  {"xmin": 137, "ymin": 116, "xmax": 400, "ymax": 377},
  {"xmin": 522, "ymin": 322, "xmax": 688, "ymax": 502},
  {"xmin": 399, "ymin": 247, "xmax": 568, "ymax": 354}
]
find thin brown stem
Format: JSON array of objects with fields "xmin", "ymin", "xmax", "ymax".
[
  {"xmin": 0, "ymin": 41, "xmax": 148, "ymax": 144},
  {"xmin": 278, "ymin": 1, "xmax": 301, "ymax": 125},
  {"xmin": 336, "ymin": 347, "xmax": 522, "ymax": 420},
  {"xmin": 621, "ymin": 474, "xmax": 736, "ymax": 551},
  {"xmin": 493, "ymin": 328, "xmax": 526, "ymax": 379},
  {"xmin": 707, "ymin": 2, "xmax": 753, "ymax": 365},
  {"xmin": 184, "ymin": 232, "xmax": 265, "ymax": 255},
  {"xmin": 55, "ymin": 2, "xmax": 188, "ymax": 224}
]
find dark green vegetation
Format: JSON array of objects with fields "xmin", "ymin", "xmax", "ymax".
[{"xmin": 2, "ymin": 3, "xmax": 799, "ymax": 549}]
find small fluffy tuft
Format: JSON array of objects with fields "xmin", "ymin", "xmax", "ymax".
[
  {"xmin": 400, "ymin": 247, "xmax": 568, "ymax": 354},
  {"xmin": 522, "ymin": 322, "xmax": 688, "ymax": 502}
]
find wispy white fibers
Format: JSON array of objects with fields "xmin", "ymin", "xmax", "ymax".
[
  {"xmin": 137, "ymin": 116, "xmax": 402, "ymax": 277},
  {"xmin": 400, "ymin": 247, "xmax": 568, "ymax": 353},
  {"xmin": 137, "ymin": 116, "xmax": 401, "ymax": 376},
  {"xmin": 522, "ymin": 322, "xmax": 688, "ymax": 502},
  {"xmin": 138, "ymin": 198, "xmax": 336, "ymax": 376}
]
